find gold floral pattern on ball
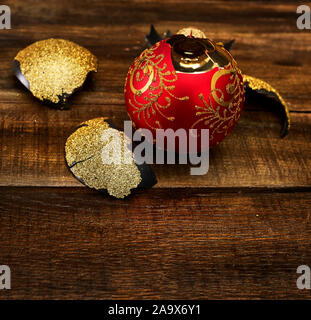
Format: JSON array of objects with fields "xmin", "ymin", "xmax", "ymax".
[
  {"xmin": 192, "ymin": 63, "xmax": 245, "ymax": 142},
  {"xmin": 127, "ymin": 42, "xmax": 189, "ymax": 130}
]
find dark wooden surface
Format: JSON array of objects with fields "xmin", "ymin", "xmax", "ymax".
[{"xmin": 0, "ymin": 0, "xmax": 311, "ymax": 299}]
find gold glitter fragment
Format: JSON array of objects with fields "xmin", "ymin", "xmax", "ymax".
[
  {"xmin": 15, "ymin": 38, "xmax": 98, "ymax": 104},
  {"xmin": 177, "ymin": 27, "xmax": 206, "ymax": 39},
  {"xmin": 65, "ymin": 117, "xmax": 141, "ymax": 199},
  {"xmin": 243, "ymin": 74, "xmax": 290, "ymax": 136}
]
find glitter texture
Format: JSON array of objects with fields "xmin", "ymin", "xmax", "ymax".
[
  {"xmin": 177, "ymin": 27, "xmax": 206, "ymax": 39},
  {"xmin": 15, "ymin": 38, "xmax": 98, "ymax": 104},
  {"xmin": 65, "ymin": 118, "xmax": 142, "ymax": 199}
]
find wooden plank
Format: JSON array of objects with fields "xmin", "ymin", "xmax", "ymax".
[
  {"xmin": 0, "ymin": 187, "xmax": 310, "ymax": 299},
  {"xmin": 0, "ymin": 101, "xmax": 310, "ymax": 188},
  {"xmin": 4, "ymin": 1, "xmax": 308, "ymax": 28},
  {"xmin": 0, "ymin": 1, "xmax": 310, "ymax": 110}
]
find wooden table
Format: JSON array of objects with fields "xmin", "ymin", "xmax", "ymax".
[{"xmin": 0, "ymin": 0, "xmax": 311, "ymax": 299}]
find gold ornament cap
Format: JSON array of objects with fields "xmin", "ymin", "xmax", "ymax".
[{"xmin": 167, "ymin": 34, "xmax": 236, "ymax": 73}]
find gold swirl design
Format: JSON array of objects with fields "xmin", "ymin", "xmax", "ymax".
[
  {"xmin": 130, "ymin": 64, "xmax": 154, "ymax": 95},
  {"xmin": 128, "ymin": 42, "xmax": 189, "ymax": 130},
  {"xmin": 191, "ymin": 64, "xmax": 244, "ymax": 142}
]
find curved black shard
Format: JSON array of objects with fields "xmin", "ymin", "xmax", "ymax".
[
  {"xmin": 244, "ymin": 75, "xmax": 290, "ymax": 138},
  {"xmin": 224, "ymin": 39, "xmax": 235, "ymax": 52},
  {"xmin": 136, "ymin": 163, "xmax": 157, "ymax": 189},
  {"xmin": 145, "ymin": 24, "xmax": 172, "ymax": 48},
  {"xmin": 12, "ymin": 60, "xmax": 30, "ymax": 90}
]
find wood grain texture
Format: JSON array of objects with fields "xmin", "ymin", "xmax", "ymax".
[
  {"xmin": 0, "ymin": 1, "xmax": 310, "ymax": 110},
  {"xmin": 0, "ymin": 187, "xmax": 310, "ymax": 299},
  {"xmin": 0, "ymin": 102, "xmax": 310, "ymax": 188},
  {"xmin": 0, "ymin": 0, "xmax": 310, "ymax": 300}
]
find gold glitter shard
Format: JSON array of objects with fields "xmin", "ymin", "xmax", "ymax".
[
  {"xmin": 15, "ymin": 38, "xmax": 98, "ymax": 104},
  {"xmin": 177, "ymin": 27, "xmax": 207, "ymax": 39},
  {"xmin": 65, "ymin": 117, "xmax": 141, "ymax": 199},
  {"xmin": 243, "ymin": 74, "xmax": 290, "ymax": 137}
]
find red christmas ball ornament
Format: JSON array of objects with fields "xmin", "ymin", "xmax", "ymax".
[{"xmin": 125, "ymin": 28, "xmax": 245, "ymax": 151}]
